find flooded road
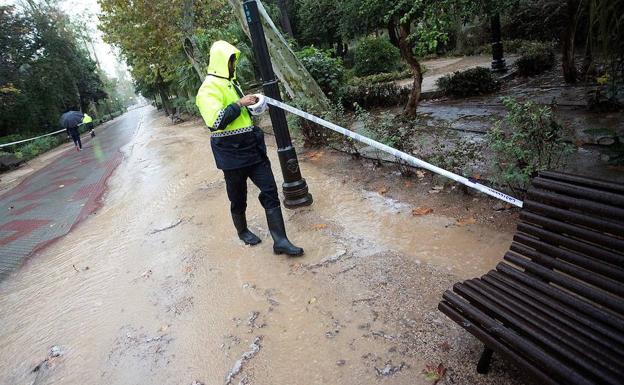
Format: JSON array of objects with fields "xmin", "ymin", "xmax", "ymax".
[{"xmin": 0, "ymin": 108, "xmax": 522, "ymax": 385}]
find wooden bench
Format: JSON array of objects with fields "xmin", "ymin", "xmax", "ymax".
[{"xmin": 438, "ymin": 171, "xmax": 624, "ymax": 385}]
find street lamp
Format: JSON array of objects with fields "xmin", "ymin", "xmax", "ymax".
[
  {"xmin": 242, "ymin": 0, "xmax": 313, "ymax": 209},
  {"xmin": 490, "ymin": 13, "xmax": 507, "ymax": 72}
]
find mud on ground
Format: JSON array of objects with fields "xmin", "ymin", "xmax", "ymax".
[{"xmin": 0, "ymin": 109, "xmax": 528, "ymax": 385}]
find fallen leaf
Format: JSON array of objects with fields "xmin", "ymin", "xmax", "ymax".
[
  {"xmin": 308, "ymin": 297, "xmax": 317, "ymax": 304},
  {"xmin": 159, "ymin": 324, "xmax": 169, "ymax": 332},
  {"xmin": 456, "ymin": 217, "xmax": 476, "ymax": 226},
  {"xmin": 306, "ymin": 151, "xmax": 324, "ymax": 161},
  {"xmin": 313, "ymin": 223, "xmax": 328, "ymax": 230},
  {"xmin": 416, "ymin": 170, "xmax": 426, "ymax": 179},
  {"xmin": 472, "ymin": 173, "xmax": 482, "ymax": 180},
  {"xmin": 422, "ymin": 363, "xmax": 446, "ymax": 384},
  {"xmin": 439, "ymin": 341, "xmax": 451, "ymax": 352},
  {"xmin": 412, "ymin": 206, "xmax": 433, "ymax": 216},
  {"xmin": 403, "ymin": 181, "xmax": 413, "ymax": 188},
  {"xmin": 378, "ymin": 186, "xmax": 389, "ymax": 195}
]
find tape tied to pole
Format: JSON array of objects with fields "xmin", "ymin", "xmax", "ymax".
[{"xmin": 260, "ymin": 95, "xmax": 523, "ymax": 208}]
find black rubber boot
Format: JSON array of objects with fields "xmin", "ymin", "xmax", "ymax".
[
  {"xmin": 232, "ymin": 213, "xmax": 261, "ymax": 246},
  {"xmin": 265, "ymin": 207, "xmax": 304, "ymax": 256}
]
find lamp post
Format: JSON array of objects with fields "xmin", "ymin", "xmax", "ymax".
[
  {"xmin": 242, "ymin": 0, "xmax": 313, "ymax": 208},
  {"xmin": 490, "ymin": 13, "xmax": 507, "ymax": 72}
]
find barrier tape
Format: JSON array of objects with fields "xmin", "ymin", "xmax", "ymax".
[
  {"xmin": 0, "ymin": 129, "xmax": 66, "ymax": 149},
  {"xmin": 263, "ymin": 96, "xmax": 524, "ymax": 208}
]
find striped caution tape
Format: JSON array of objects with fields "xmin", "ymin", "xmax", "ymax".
[
  {"xmin": 0, "ymin": 129, "xmax": 66, "ymax": 149},
  {"xmin": 261, "ymin": 95, "xmax": 523, "ymax": 208}
]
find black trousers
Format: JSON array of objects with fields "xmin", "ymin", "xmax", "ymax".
[
  {"xmin": 223, "ymin": 160, "xmax": 280, "ymax": 215},
  {"xmin": 71, "ymin": 133, "xmax": 82, "ymax": 149}
]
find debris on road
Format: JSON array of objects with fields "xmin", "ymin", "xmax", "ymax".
[
  {"xmin": 150, "ymin": 217, "xmax": 192, "ymax": 234},
  {"xmin": 224, "ymin": 336, "xmax": 262, "ymax": 385},
  {"xmin": 50, "ymin": 345, "xmax": 63, "ymax": 357},
  {"xmin": 375, "ymin": 361, "xmax": 407, "ymax": 377},
  {"xmin": 456, "ymin": 217, "xmax": 476, "ymax": 226},
  {"xmin": 412, "ymin": 206, "xmax": 433, "ymax": 216},
  {"xmin": 422, "ymin": 363, "xmax": 447, "ymax": 384}
]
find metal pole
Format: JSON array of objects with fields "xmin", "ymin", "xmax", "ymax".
[
  {"xmin": 242, "ymin": 0, "xmax": 313, "ymax": 208},
  {"xmin": 490, "ymin": 13, "xmax": 507, "ymax": 72}
]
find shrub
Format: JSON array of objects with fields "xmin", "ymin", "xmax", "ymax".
[
  {"xmin": 341, "ymin": 82, "xmax": 410, "ymax": 109},
  {"xmin": 296, "ymin": 46, "xmax": 345, "ymax": 98},
  {"xmin": 348, "ymin": 69, "xmax": 412, "ymax": 87},
  {"xmin": 514, "ymin": 41, "xmax": 555, "ymax": 76},
  {"xmin": 353, "ymin": 36, "xmax": 402, "ymax": 77},
  {"xmin": 436, "ymin": 67, "xmax": 500, "ymax": 98},
  {"xmin": 488, "ymin": 97, "xmax": 574, "ymax": 193}
]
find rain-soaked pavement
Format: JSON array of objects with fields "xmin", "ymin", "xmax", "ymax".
[
  {"xmin": 0, "ymin": 108, "xmax": 144, "ymax": 279},
  {"xmin": 0, "ymin": 108, "xmax": 526, "ymax": 385}
]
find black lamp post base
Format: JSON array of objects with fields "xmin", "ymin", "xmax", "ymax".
[
  {"xmin": 277, "ymin": 146, "xmax": 313, "ymax": 208},
  {"xmin": 491, "ymin": 58, "xmax": 507, "ymax": 73}
]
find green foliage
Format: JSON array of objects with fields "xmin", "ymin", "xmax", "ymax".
[
  {"xmin": 436, "ymin": 67, "xmax": 500, "ymax": 98},
  {"xmin": 293, "ymin": 0, "xmax": 341, "ymax": 48},
  {"xmin": 296, "ymin": 46, "xmax": 345, "ymax": 98},
  {"xmin": 353, "ymin": 36, "xmax": 402, "ymax": 77},
  {"xmin": 488, "ymin": 97, "xmax": 574, "ymax": 192},
  {"xmin": 515, "ymin": 41, "xmax": 555, "ymax": 77},
  {"xmin": 14, "ymin": 135, "xmax": 64, "ymax": 160},
  {"xmin": 0, "ymin": 4, "xmax": 109, "ymax": 137},
  {"xmin": 341, "ymin": 83, "xmax": 410, "ymax": 109},
  {"xmin": 348, "ymin": 70, "xmax": 412, "ymax": 86}
]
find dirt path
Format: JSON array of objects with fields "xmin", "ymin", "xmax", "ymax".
[{"xmin": 0, "ymin": 109, "xmax": 526, "ymax": 385}]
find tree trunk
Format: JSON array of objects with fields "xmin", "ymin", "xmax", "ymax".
[
  {"xmin": 275, "ymin": 0, "xmax": 294, "ymax": 38},
  {"xmin": 156, "ymin": 71, "xmax": 172, "ymax": 116},
  {"xmin": 391, "ymin": 22, "xmax": 423, "ymax": 117},
  {"xmin": 227, "ymin": 0, "xmax": 329, "ymax": 109},
  {"xmin": 562, "ymin": 0, "xmax": 582, "ymax": 83}
]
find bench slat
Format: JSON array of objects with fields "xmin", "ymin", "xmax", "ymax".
[
  {"xmin": 504, "ymin": 252, "xmax": 624, "ymax": 314},
  {"xmin": 438, "ymin": 301, "xmax": 560, "ymax": 385},
  {"xmin": 485, "ymin": 272, "xmax": 624, "ymax": 356},
  {"xmin": 528, "ymin": 188, "xmax": 624, "ymax": 221},
  {"xmin": 442, "ymin": 290, "xmax": 597, "ymax": 385},
  {"xmin": 462, "ymin": 279, "xmax": 624, "ymax": 377},
  {"xmin": 496, "ymin": 262, "xmax": 624, "ymax": 331},
  {"xmin": 520, "ymin": 211, "xmax": 624, "ymax": 252},
  {"xmin": 524, "ymin": 200, "xmax": 624, "ymax": 237},
  {"xmin": 539, "ymin": 171, "xmax": 624, "ymax": 194},
  {"xmin": 510, "ymin": 241, "xmax": 624, "ymax": 296},
  {"xmin": 516, "ymin": 223, "xmax": 624, "ymax": 266},
  {"xmin": 532, "ymin": 177, "xmax": 624, "ymax": 208},
  {"xmin": 513, "ymin": 233, "xmax": 624, "ymax": 281}
]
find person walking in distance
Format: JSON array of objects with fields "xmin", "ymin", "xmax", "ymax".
[
  {"xmin": 195, "ymin": 40, "xmax": 303, "ymax": 256},
  {"xmin": 59, "ymin": 108, "xmax": 84, "ymax": 151}
]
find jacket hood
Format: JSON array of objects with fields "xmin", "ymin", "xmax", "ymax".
[{"xmin": 207, "ymin": 40, "xmax": 240, "ymax": 79}]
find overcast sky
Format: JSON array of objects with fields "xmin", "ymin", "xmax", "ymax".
[{"xmin": 2, "ymin": 0, "xmax": 127, "ymax": 78}]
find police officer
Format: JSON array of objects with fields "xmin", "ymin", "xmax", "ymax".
[{"xmin": 196, "ymin": 40, "xmax": 303, "ymax": 257}]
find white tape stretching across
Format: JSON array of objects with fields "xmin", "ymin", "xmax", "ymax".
[
  {"xmin": 262, "ymin": 96, "xmax": 523, "ymax": 208},
  {"xmin": 0, "ymin": 129, "xmax": 66, "ymax": 149}
]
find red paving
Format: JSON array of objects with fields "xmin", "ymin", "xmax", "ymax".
[{"xmin": 0, "ymin": 109, "xmax": 143, "ymax": 279}]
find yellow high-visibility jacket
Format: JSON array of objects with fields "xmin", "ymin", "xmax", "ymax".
[{"xmin": 195, "ymin": 40, "xmax": 266, "ymax": 170}]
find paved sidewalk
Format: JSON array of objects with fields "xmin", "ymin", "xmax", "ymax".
[{"xmin": 0, "ymin": 109, "xmax": 144, "ymax": 279}]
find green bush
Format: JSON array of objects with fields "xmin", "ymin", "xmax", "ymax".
[
  {"xmin": 515, "ymin": 41, "xmax": 555, "ymax": 76},
  {"xmin": 353, "ymin": 36, "xmax": 402, "ymax": 77},
  {"xmin": 341, "ymin": 82, "xmax": 410, "ymax": 109},
  {"xmin": 436, "ymin": 67, "xmax": 500, "ymax": 98},
  {"xmin": 348, "ymin": 70, "xmax": 412, "ymax": 87},
  {"xmin": 296, "ymin": 46, "xmax": 345, "ymax": 98},
  {"xmin": 488, "ymin": 97, "xmax": 574, "ymax": 192}
]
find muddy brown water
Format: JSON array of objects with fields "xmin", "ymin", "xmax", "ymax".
[{"xmin": 0, "ymin": 108, "xmax": 518, "ymax": 385}]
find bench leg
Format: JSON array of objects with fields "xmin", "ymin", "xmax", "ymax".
[{"xmin": 476, "ymin": 346, "xmax": 494, "ymax": 374}]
